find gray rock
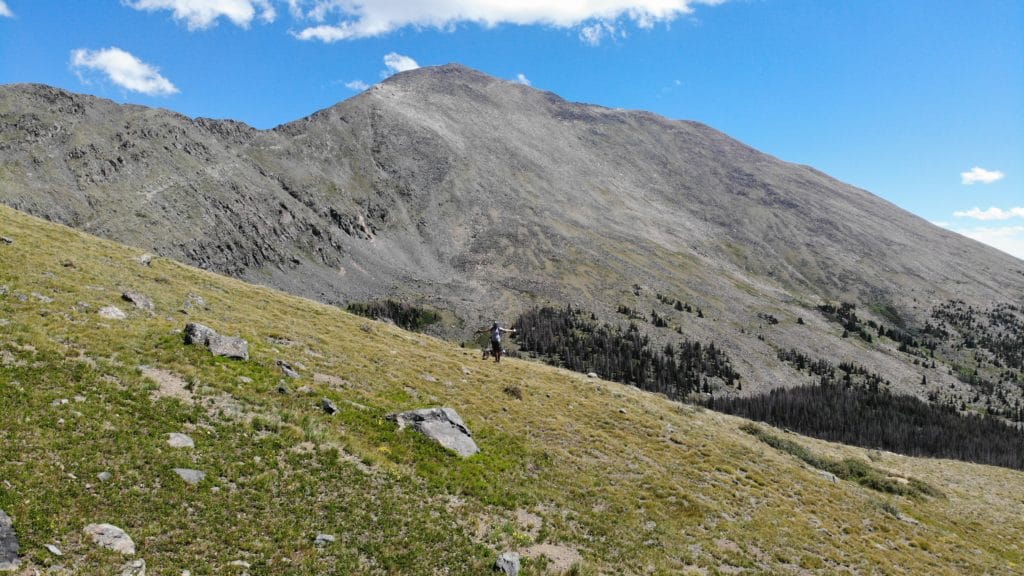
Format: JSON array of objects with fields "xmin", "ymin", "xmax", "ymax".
[
  {"xmin": 276, "ymin": 360, "xmax": 300, "ymax": 379},
  {"xmin": 494, "ymin": 551, "xmax": 520, "ymax": 575},
  {"xmin": 121, "ymin": 559, "xmax": 146, "ymax": 576},
  {"xmin": 184, "ymin": 323, "xmax": 249, "ymax": 360},
  {"xmin": 122, "ymin": 291, "xmax": 154, "ymax": 311},
  {"xmin": 99, "ymin": 306, "xmax": 128, "ymax": 320},
  {"xmin": 135, "ymin": 254, "xmax": 153, "ymax": 266},
  {"xmin": 0, "ymin": 237, "xmax": 12, "ymax": 245},
  {"xmin": 173, "ymin": 468, "xmax": 206, "ymax": 485},
  {"xmin": 321, "ymin": 398, "xmax": 338, "ymax": 415},
  {"xmin": 313, "ymin": 534, "xmax": 336, "ymax": 547},
  {"xmin": 97, "ymin": 471, "xmax": 113, "ymax": 482},
  {"xmin": 84, "ymin": 523, "xmax": 135, "ymax": 555},
  {"xmin": 167, "ymin": 433, "xmax": 195, "ymax": 449},
  {"xmin": 45, "ymin": 543, "xmax": 63, "ymax": 556},
  {"xmin": 587, "ymin": 372, "xmax": 599, "ymax": 379},
  {"xmin": 183, "ymin": 293, "xmax": 206, "ymax": 310},
  {"xmin": 0, "ymin": 509, "xmax": 19, "ymax": 572},
  {"xmin": 387, "ymin": 407, "xmax": 479, "ymax": 457}
]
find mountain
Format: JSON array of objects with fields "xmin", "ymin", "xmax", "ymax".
[
  {"xmin": 1, "ymin": 204, "xmax": 1023, "ymax": 574},
  {"xmin": 0, "ymin": 64, "xmax": 1022, "ymax": 407}
]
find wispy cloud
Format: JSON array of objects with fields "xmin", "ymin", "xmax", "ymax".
[
  {"xmin": 0, "ymin": 1, "xmax": 13, "ymax": 18},
  {"xmin": 383, "ymin": 52, "xmax": 419, "ymax": 75},
  {"xmin": 70, "ymin": 47, "xmax": 179, "ymax": 96},
  {"xmin": 953, "ymin": 206, "xmax": 1024, "ymax": 221},
  {"xmin": 290, "ymin": 0, "xmax": 726, "ymax": 43},
  {"xmin": 125, "ymin": 0, "xmax": 276, "ymax": 30},
  {"xmin": 961, "ymin": 166, "xmax": 1005, "ymax": 185},
  {"xmin": 514, "ymin": 73, "xmax": 531, "ymax": 86},
  {"xmin": 579, "ymin": 21, "xmax": 617, "ymax": 46},
  {"xmin": 952, "ymin": 225, "xmax": 1024, "ymax": 261},
  {"xmin": 345, "ymin": 79, "xmax": 369, "ymax": 91}
]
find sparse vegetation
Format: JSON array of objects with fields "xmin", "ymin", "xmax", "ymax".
[{"xmin": 346, "ymin": 300, "xmax": 442, "ymax": 332}]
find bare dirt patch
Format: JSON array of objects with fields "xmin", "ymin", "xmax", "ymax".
[
  {"xmin": 139, "ymin": 366, "xmax": 192, "ymax": 402},
  {"xmin": 519, "ymin": 543, "xmax": 582, "ymax": 573}
]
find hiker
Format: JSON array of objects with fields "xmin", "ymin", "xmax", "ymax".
[{"xmin": 476, "ymin": 321, "xmax": 516, "ymax": 363}]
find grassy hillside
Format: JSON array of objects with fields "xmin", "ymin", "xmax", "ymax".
[{"xmin": 1, "ymin": 204, "xmax": 1022, "ymax": 575}]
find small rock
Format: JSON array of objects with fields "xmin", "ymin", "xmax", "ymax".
[
  {"xmin": 296, "ymin": 385, "xmax": 314, "ymax": 394},
  {"xmin": 121, "ymin": 559, "xmax": 146, "ymax": 576},
  {"xmin": 313, "ymin": 534, "xmax": 336, "ymax": 547},
  {"xmin": 173, "ymin": 468, "xmax": 206, "ymax": 485},
  {"xmin": 618, "ymin": 408, "xmax": 627, "ymax": 414},
  {"xmin": 122, "ymin": 291, "xmax": 154, "ymax": 311},
  {"xmin": 51, "ymin": 398, "xmax": 69, "ymax": 406},
  {"xmin": 99, "ymin": 306, "xmax": 128, "ymax": 320},
  {"xmin": 494, "ymin": 551, "xmax": 520, "ymax": 575},
  {"xmin": 84, "ymin": 523, "xmax": 135, "ymax": 555},
  {"xmin": 183, "ymin": 293, "xmax": 205, "ymax": 309},
  {"xmin": 135, "ymin": 254, "xmax": 153, "ymax": 266},
  {"xmin": 238, "ymin": 376, "xmax": 253, "ymax": 384},
  {"xmin": 97, "ymin": 471, "xmax": 113, "ymax": 482},
  {"xmin": 387, "ymin": 407, "xmax": 479, "ymax": 457},
  {"xmin": 0, "ymin": 509, "xmax": 20, "ymax": 572},
  {"xmin": 229, "ymin": 560, "xmax": 250, "ymax": 568},
  {"xmin": 276, "ymin": 360, "xmax": 300, "ymax": 379},
  {"xmin": 0, "ymin": 237, "xmax": 12, "ymax": 245},
  {"xmin": 421, "ymin": 373, "xmax": 437, "ymax": 383},
  {"xmin": 167, "ymin": 433, "xmax": 195, "ymax": 449},
  {"xmin": 31, "ymin": 292, "xmax": 53, "ymax": 303},
  {"xmin": 45, "ymin": 544, "xmax": 62, "ymax": 556},
  {"xmin": 321, "ymin": 398, "xmax": 338, "ymax": 415},
  {"xmin": 587, "ymin": 372, "xmax": 599, "ymax": 379},
  {"xmin": 74, "ymin": 395, "xmax": 87, "ymax": 403}
]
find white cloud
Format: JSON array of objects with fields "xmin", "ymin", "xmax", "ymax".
[
  {"xmin": 0, "ymin": 1, "xmax": 13, "ymax": 18},
  {"xmin": 345, "ymin": 79, "xmax": 369, "ymax": 91},
  {"xmin": 290, "ymin": 0, "xmax": 726, "ymax": 43},
  {"xmin": 125, "ymin": 0, "xmax": 276, "ymax": 30},
  {"xmin": 70, "ymin": 47, "xmax": 179, "ymax": 96},
  {"xmin": 951, "ymin": 225, "xmax": 1024, "ymax": 261},
  {"xmin": 383, "ymin": 52, "xmax": 419, "ymax": 74},
  {"xmin": 961, "ymin": 166, "xmax": 1005, "ymax": 185},
  {"xmin": 953, "ymin": 206, "xmax": 1024, "ymax": 221},
  {"xmin": 514, "ymin": 73, "xmax": 531, "ymax": 86}
]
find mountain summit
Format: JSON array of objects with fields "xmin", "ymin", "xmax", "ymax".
[{"xmin": 0, "ymin": 64, "xmax": 1021, "ymax": 400}]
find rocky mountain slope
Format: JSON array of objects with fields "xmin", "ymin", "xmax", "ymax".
[
  {"xmin": 2, "ymin": 204, "xmax": 1023, "ymax": 575},
  {"xmin": 0, "ymin": 65, "xmax": 1022, "ymax": 406}
]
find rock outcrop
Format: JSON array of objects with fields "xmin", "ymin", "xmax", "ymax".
[
  {"xmin": 184, "ymin": 323, "xmax": 248, "ymax": 360},
  {"xmin": 387, "ymin": 407, "xmax": 479, "ymax": 457}
]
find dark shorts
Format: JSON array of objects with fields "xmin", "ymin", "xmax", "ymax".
[{"xmin": 491, "ymin": 340, "xmax": 501, "ymax": 353}]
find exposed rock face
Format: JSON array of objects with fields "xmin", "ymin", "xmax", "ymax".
[
  {"xmin": 0, "ymin": 510, "xmax": 19, "ymax": 572},
  {"xmin": 167, "ymin": 432, "xmax": 195, "ymax": 449},
  {"xmin": 387, "ymin": 407, "xmax": 479, "ymax": 457},
  {"xmin": 184, "ymin": 323, "xmax": 249, "ymax": 360},
  {"xmin": 84, "ymin": 523, "xmax": 135, "ymax": 555}
]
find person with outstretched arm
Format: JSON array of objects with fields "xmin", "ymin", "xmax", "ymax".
[{"xmin": 476, "ymin": 321, "xmax": 516, "ymax": 363}]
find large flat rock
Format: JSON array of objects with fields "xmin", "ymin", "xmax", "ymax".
[{"xmin": 387, "ymin": 407, "xmax": 479, "ymax": 457}]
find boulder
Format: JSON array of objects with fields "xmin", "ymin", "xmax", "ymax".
[
  {"xmin": 122, "ymin": 291, "xmax": 154, "ymax": 311},
  {"xmin": 494, "ymin": 551, "xmax": 520, "ymax": 575},
  {"xmin": 167, "ymin": 433, "xmax": 195, "ymax": 449},
  {"xmin": 0, "ymin": 509, "xmax": 19, "ymax": 572},
  {"xmin": 276, "ymin": 360, "xmax": 300, "ymax": 379},
  {"xmin": 184, "ymin": 323, "xmax": 249, "ymax": 360},
  {"xmin": 84, "ymin": 523, "xmax": 135, "ymax": 555},
  {"xmin": 173, "ymin": 468, "xmax": 206, "ymax": 485},
  {"xmin": 387, "ymin": 408, "xmax": 479, "ymax": 457},
  {"xmin": 321, "ymin": 398, "xmax": 338, "ymax": 415},
  {"xmin": 99, "ymin": 306, "xmax": 128, "ymax": 320}
]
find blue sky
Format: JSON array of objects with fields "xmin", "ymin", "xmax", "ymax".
[{"xmin": 1, "ymin": 0, "xmax": 1021, "ymax": 259}]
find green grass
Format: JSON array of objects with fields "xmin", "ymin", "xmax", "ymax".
[{"xmin": 2, "ymin": 204, "xmax": 1024, "ymax": 575}]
